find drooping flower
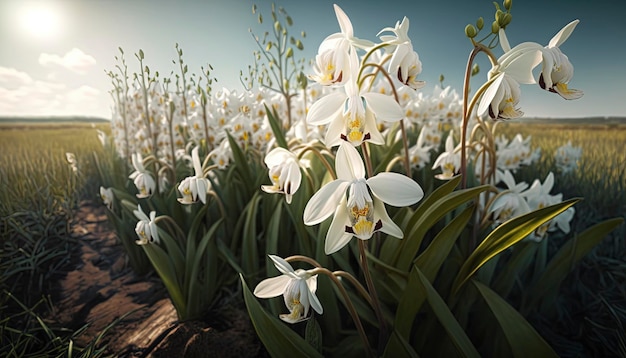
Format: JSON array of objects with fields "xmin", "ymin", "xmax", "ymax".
[
  {"xmin": 408, "ymin": 125, "xmax": 433, "ymax": 169},
  {"xmin": 378, "ymin": 16, "xmax": 425, "ymax": 90},
  {"xmin": 538, "ymin": 20, "xmax": 583, "ymax": 100},
  {"xmin": 432, "ymin": 131, "xmax": 461, "ymax": 180},
  {"xmin": 303, "ymin": 142, "xmax": 424, "ymax": 254},
  {"xmin": 133, "ymin": 204, "xmax": 159, "ymax": 245},
  {"xmin": 129, "ymin": 152, "xmax": 156, "ymax": 198},
  {"xmin": 177, "ymin": 146, "xmax": 211, "ymax": 204},
  {"xmin": 100, "ymin": 186, "xmax": 114, "ymax": 210},
  {"xmin": 261, "ymin": 147, "xmax": 303, "ymax": 204},
  {"xmin": 254, "ymin": 255, "xmax": 323, "ymax": 324},
  {"xmin": 477, "ymin": 34, "xmax": 543, "ymax": 120}
]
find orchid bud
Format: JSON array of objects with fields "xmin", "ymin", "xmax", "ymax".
[
  {"xmin": 476, "ymin": 17, "xmax": 484, "ymax": 30},
  {"xmin": 274, "ymin": 21, "xmax": 281, "ymax": 33},
  {"xmin": 465, "ymin": 24, "xmax": 477, "ymax": 38},
  {"xmin": 491, "ymin": 21, "xmax": 500, "ymax": 34},
  {"xmin": 286, "ymin": 47, "xmax": 293, "ymax": 58},
  {"xmin": 286, "ymin": 16, "xmax": 293, "ymax": 26},
  {"xmin": 504, "ymin": 0, "xmax": 512, "ymax": 11},
  {"xmin": 471, "ymin": 63, "xmax": 480, "ymax": 76}
]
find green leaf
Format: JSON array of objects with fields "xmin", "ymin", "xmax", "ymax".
[
  {"xmin": 384, "ymin": 331, "xmax": 420, "ymax": 358},
  {"xmin": 305, "ymin": 316, "xmax": 323, "ymax": 353},
  {"xmin": 240, "ymin": 274, "xmax": 324, "ymax": 358},
  {"xmin": 265, "ymin": 104, "xmax": 289, "ymax": 149},
  {"xmin": 414, "ymin": 204, "xmax": 475, "ymax": 283},
  {"xmin": 393, "ymin": 265, "xmax": 480, "ymax": 357},
  {"xmin": 226, "ymin": 131, "xmax": 252, "ymax": 184},
  {"xmin": 395, "ymin": 184, "xmax": 489, "ymax": 272},
  {"xmin": 452, "ymin": 198, "xmax": 579, "ymax": 294},
  {"xmin": 473, "ymin": 280, "xmax": 558, "ymax": 358},
  {"xmin": 242, "ymin": 193, "xmax": 261, "ymax": 275},
  {"xmin": 142, "ymin": 243, "xmax": 187, "ymax": 319},
  {"xmin": 525, "ymin": 217, "xmax": 624, "ymax": 309}
]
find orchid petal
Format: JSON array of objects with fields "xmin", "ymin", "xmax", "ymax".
[
  {"xmin": 373, "ymin": 197, "xmax": 403, "ymax": 238},
  {"xmin": 478, "ymin": 72, "xmax": 505, "ymax": 118},
  {"xmin": 306, "ymin": 276, "xmax": 323, "ymax": 314},
  {"xmin": 549, "ymin": 19, "xmax": 579, "ymax": 48},
  {"xmin": 333, "ymin": 4, "xmax": 353, "ymax": 37},
  {"xmin": 499, "ymin": 28, "xmax": 511, "ymax": 53},
  {"xmin": 307, "ymin": 92, "xmax": 345, "ymax": 125},
  {"xmin": 268, "ymin": 255, "xmax": 298, "ymax": 277},
  {"xmin": 303, "ymin": 180, "xmax": 350, "ymax": 225},
  {"xmin": 192, "ymin": 146, "xmax": 203, "ymax": 177},
  {"xmin": 362, "ymin": 93, "xmax": 404, "ymax": 122},
  {"xmin": 505, "ymin": 49, "xmax": 542, "ymax": 84},
  {"xmin": 264, "ymin": 147, "xmax": 291, "ymax": 167},
  {"xmin": 336, "ymin": 142, "xmax": 365, "ymax": 180},
  {"xmin": 254, "ymin": 275, "xmax": 291, "ymax": 298},
  {"xmin": 367, "ymin": 172, "xmax": 424, "ymax": 207},
  {"xmin": 325, "ymin": 201, "xmax": 353, "ymax": 254}
]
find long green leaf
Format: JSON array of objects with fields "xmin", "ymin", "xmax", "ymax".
[
  {"xmin": 142, "ymin": 244, "xmax": 186, "ymax": 319},
  {"xmin": 240, "ymin": 275, "xmax": 324, "ymax": 358},
  {"xmin": 414, "ymin": 204, "xmax": 475, "ymax": 283},
  {"xmin": 381, "ymin": 175, "xmax": 461, "ymax": 263},
  {"xmin": 473, "ymin": 280, "xmax": 558, "ymax": 358},
  {"xmin": 226, "ymin": 131, "xmax": 252, "ymax": 184},
  {"xmin": 265, "ymin": 104, "xmax": 289, "ymax": 149},
  {"xmin": 396, "ymin": 185, "xmax": 489, "ymax": 272},
  {"xmin": 526, "ymin": 217, "xmax": 624, "ymax": 309},
  {"xmin": 452, "ymin": 198, "xmax": 579, "ymax": 294}
]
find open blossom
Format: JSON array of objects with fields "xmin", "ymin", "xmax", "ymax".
[
  {"xmin": 488, "ymin": 170, "xmax": 531, "ymax": 225},
  {"xmin": 408, "ymin": 125, "xmax": 433, "ymax": 169},
  {"xmin": 261, "ymin": 147, "xmax": 302, "ymax": 204},
  {"xmin": 129, "ymin": 152, "xmax": 156, "ymax": 198},
  {"xmin": 307, "ymin": 73, "xmax": 404, "ymax": 147},
  {"xmin": 177, "ymin": 146, "xmax": 211, "ymax": 204},
  {"xmin": 133, "ymin": 204, "xmax": 159, "ymax": 245},
  {"xmin": 254, "ymin": 255, "xmax": 322, "ymax": 324},
  {"xmin": 554, "ymin": 141, "xmax": 582, "ymax": 173},
  {"xmin": 303, "ymin": 142, "xmax": 424, "ymax": 254},
  {"xmin": 523, "ymin": 172, "xmax": 575, "ymax": 242},
  {"xmin": 309, "ymin": 4, "xmax": 373, "ymax": 86},
  {"xmin": 538, "ymin": 20, "xmax": 583, "ymax": 100},
  {"xmin": 432, "ymin": 131, "xmax": 461, "ymax": 180}
]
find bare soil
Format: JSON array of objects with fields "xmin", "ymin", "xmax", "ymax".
[{"xmin": 53, "ymin": 200, "xmax": 266, "ymax": 357}]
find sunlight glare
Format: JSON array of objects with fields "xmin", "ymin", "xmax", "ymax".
[{"xmin": 18, "ymin": 2, "xmax": 62, "ymax": 39}]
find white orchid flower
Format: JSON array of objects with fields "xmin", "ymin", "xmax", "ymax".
[
  {"xmin": 261, "ymin": 147, "xmax": 302, "ymax": 204},
  {"xmin": 254, "ymin": 255, "xmax": 323, "ymax": 324},
  {"xmin": 133, "ymin": 204, "xmax": 159, "ymax": 245},
  {"xmin": 129, "ymin": 152, "xmax": 156, "ymax": 198},
  {"xmin": 538, "ymin": 20, "xmax": 583, "ymax": 100},
  {"xmin": 307, "ymin": 73, "xmax": 404, "ymax": 147},
  {"xmin": 554, "ymin": 141, "xmax": 582, "ymax": 173},
  {"xmin": 432, "ymin": 131, "xmax": 461, "ymax": 180},
  {"xmin": 378, "ymin": 17, "xmax": 425, "ymax": 90},
  {"xmin": 408, "ymin": 125, "xmax": 433, "ymax": 169},
  {"xmin": 310, "ymin": 5, "xmax": 372, "ymax": 86},
  {"xmin": 489, "ymin": 170, "xmax": 531, "ymax": 225},
  {"xmin": 478, "ymin": 34, "xmax": 543, "ymax": 120},
  {"xmin": 303, "ymin": 142, "xmax": 424, "ymax": 254},
  {"xmin": 100, "ymin": 186, "xmax": 114, "ymax": 210},
  {"xmin": 177, "ymin": 146, "xmax": 211, "ymax": 205}
]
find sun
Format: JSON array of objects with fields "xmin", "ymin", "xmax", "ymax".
[{"xmin": 18, "ymin": 2, "xmax": 62, "ymax": 39}]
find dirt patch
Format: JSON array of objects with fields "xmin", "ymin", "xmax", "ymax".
[{"xmin": 53, "ymin": 200, "xmax": 266, "ymax": 357}]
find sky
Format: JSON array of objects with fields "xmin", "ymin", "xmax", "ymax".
[{"xmin": 1, "ymin": 0, "xmax": 625, "ymax": 120}]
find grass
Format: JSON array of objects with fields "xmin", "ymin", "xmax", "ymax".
[
  {"xmin": 0, "ymin": 122, "xmax": 112, "ymax": 357},
  {"xmin": 497, "ymin": 121, "xmax": 626, "ymax": 357}
]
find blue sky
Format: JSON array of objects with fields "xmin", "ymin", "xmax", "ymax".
[{"xmin": 1, "ymin": 0, "xmax": 624, "ymax": 119}]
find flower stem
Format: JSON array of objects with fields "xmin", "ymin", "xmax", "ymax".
[{"xmin": 358, "ymin": 240, "xmax": 388, "ymax": 355}]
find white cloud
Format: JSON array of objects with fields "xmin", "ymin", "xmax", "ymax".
[
  {"xmin": 0, "ymin": 67, "xmax": 34, "ymax": 89},
  {"xmin": 38, "ymin": 48, "xmax": 97, "ymax": 75}
]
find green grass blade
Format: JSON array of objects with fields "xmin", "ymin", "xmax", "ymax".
[
  {"xmin": 452, "ymin": 198, "xmax": 579, "ymax": 294},
  {"xmin": 473, "ymin": 280, "xmax": 559, "ymax": 358},
  {"xmin": 265, "ymin": 104, "xmax": 289, "ymax": 149}
]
